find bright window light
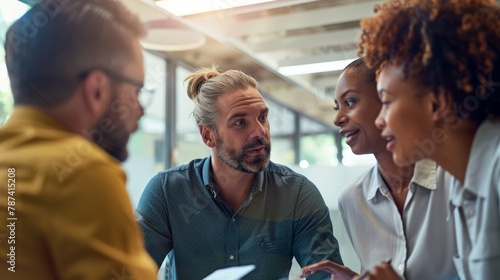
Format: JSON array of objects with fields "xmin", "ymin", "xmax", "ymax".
[
  {"xmin": 156, "ymin": 0, "xmax": 278, "ymax": 16},
  {"xmin": 0, "ymin": 0, "xmax": 29, "ymax": 23},
  {"xmin": 278, "ymin": 58, "xmax": 357, "ymax": 76},
  {"xmin": 299, "ymin": 160, "xmax": 309, "ymax": 169},
  {"xmin": 342, "ymin": 153, "xmax": 377, "ymax": 167}
]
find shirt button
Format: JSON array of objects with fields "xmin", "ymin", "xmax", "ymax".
[
  {"xmin": 467, "ymin": 210, "xmax": 475, "ymax": 217},
  {"xmin": 232, "ymin": 218, "xmax": 236, "ymax": 222},
  {"xmin": 229, "ymin": 255, "xmax": 235, "ymax": 260},
  {"xmin": 398, "ymin": 264, "xmax": 404, "ymax": 271}
]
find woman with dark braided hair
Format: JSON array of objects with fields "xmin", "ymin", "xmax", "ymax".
[{"xmin": 354, "ymin": 0, "xmax": 500, "ymax": 279}]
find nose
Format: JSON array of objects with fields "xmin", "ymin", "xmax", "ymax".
[
  {"xmin": 139, "ymin": 104, "xmax": 145, "ymax": 118},
  {"xmin": 250, "ymin": 119, "xmax": 268, "ymax": 139},
  {"xmin": 139, "ymin": 101, "xmax": 145, "ymax": 116},
  {"xmin": 334, "ymin": 111, "xmax": 347, "ymax": 127},
  {"xmin": 375, "ymin": 108, "xmax": 386, "ymax": 129}
]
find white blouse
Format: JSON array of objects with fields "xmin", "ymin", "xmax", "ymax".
[{"xmin": 338, "ymin": 159, "xmax": 458, "ymax": 280}]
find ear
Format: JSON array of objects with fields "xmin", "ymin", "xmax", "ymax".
[
  {"xmin": 199, "ymin": 124, "xmax": 216, "ymax": 148},
  {"xmin": 80, "ymin": 71, "xmax": 112, "ymax": 116},
  {"xmin": 431, "ymin": 88, "xmax": 453, "ymax": 122}
]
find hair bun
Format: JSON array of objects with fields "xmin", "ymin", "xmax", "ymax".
[{"xmin": 185, "ymin": 67, "xmax": 220, "ymax": 100}]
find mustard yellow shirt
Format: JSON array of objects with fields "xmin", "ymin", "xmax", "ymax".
[{"xmin": 0, "ymin": 107, "xmax": 157, "ymax": 280}]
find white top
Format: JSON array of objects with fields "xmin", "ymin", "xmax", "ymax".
[
  {"xmin": 450, "ymin": 119, "xmax": 500, "ymax": 280},
  {"xmin": 338, "ymin": 159, "xmax": 458, "ymax": 280}
]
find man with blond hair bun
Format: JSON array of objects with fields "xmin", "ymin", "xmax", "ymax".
[{"xmin": 137, "ymin": 67, "xmax": 343, "ymax": 280}]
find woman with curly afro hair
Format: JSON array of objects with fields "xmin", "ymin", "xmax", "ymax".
[
  {"xmin": 354, "ymin": 0, "xmax": 500, "ymax": 279},
  {"xmin": 299, "ymin": 58, "xmax": 458, "ymax": 280}
]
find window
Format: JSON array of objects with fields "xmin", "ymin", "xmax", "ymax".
[
  {"xmin": 300, "ymin": 133, "xmax": 338, "ymax": 166},
  {"xmin": 123, "ymin": 51, "xmax": 167, "ymax": 207},
  {"xmin": 265, "ymin": 97, "xmax": 296, "ymax": 165},
  {"xmin": 341, "ymin": 138, "xmax": 377, "ymax": 166},
  {"xmin": 265, "ymin": 97, "xmax": 295, "ymax": 136},
  {"xmin": 175, "ymin": 65, "xmax": 210, "ymax": 166},
  {"xmin": 0, "ymin": 1, "xmax": 29, "ymax": 125}
]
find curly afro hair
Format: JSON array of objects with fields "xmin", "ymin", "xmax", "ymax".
[{"xmin": 358, "ymin": 0, "xmax": 500, "ymax": 123}]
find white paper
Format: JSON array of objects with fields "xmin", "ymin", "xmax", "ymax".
[{"xmin": 202, "ymin": 265, "xmax": 256, "ymax": 280}]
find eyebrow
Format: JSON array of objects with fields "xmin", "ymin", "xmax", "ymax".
[
  {"xmin": 228, "ymin": 112, "xmax": 247, "ymax": 122},
  {"xmin": 227, "ymin": 107, "xmax": 269, "ymax": 121},
  {"xmin": 337, "ymin": 89, "xmax": 359, "ymax": 102}
]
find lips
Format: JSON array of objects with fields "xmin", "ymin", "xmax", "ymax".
[
  {"xmin": 247, "ymin": 145, "xmax": 266, "ymax": 155},
  {"xmin": 382, "ymin": 134, "xmax": 396, "ymax": 151},
  {"xmin": 339, "ymin": 129, "xmax": 359, "ymax": 138},
  {"xmin": 340, "ymin": 129, "xmax": 360, "ymax": 146}
]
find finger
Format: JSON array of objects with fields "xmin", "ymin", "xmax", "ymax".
[
  {"xmin": 300, "ymin": 269, "xmax": 313, "ymax": 278},
  {"xmin": 355, "ymin": 271, "xmax": 370, "ymax": 280}
]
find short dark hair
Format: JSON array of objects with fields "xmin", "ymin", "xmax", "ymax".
[
  {"xmin": 343, "ymin": 57, "xmax": 376, "ymax": 86},
  {"xmin": 5, "ymin": 0, "xmax": 146, "ymax": 107}
]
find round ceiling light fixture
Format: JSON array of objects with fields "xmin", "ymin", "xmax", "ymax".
[{"xmin": 141, "ymin": 19, "xmax": 206, "ymax": 51}]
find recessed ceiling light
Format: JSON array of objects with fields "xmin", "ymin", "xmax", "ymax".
[
  {"xmin": 278, "ymin": 59, "xmax": 357, "ymax": 76},
  {"xmin": 155, "ymin": 0, "xmax": 279, "ymax": 16}
]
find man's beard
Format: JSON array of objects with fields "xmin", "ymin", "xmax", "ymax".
[
  {"xmin": 216, "ymin": 136, "xmax": 271, "ymax": 173},
  {"xmin": 91, "ymin": 87, "xmax": 130, "ymax": 162},
  {"xmin": 99, "ymin": 133, "xmax": 130, "ymax": 162}
]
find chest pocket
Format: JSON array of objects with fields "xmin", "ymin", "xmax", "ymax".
[
  {"xmin": 468, "ymin": 228, "xmax": 500, "ymax": 278},
  {"xmin": 470, "ymin": 229, "xmax": 500, "ymax": 261}
]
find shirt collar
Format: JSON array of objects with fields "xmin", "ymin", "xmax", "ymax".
[
  {"xmin": 411, "ymin": 158, "xmax": 437, "ymax": 191},
  {"xmin": 368, "ymin": 159, "xmax": 437, "ymax": 201},
  {"xmin": 367, "ymin": 167, "xmax": 385, "ymax": 200},
  {"xmin": 251, "ymin": 170, "xmax": 264, "ymax": 194},
  {"xmin": 202, "ymin": 156, "xmax": 212, "ymax": 186},
  {"xmin": 5, "ymin": 106, "xmax": 67, "ymax": 131},
  {"xmin": 202, "ymin": 156, "xmax": 265, "ymax": 199},
  {"xmin": 202, "ymin": 157, "xmax": 217, "ymax": 197}
]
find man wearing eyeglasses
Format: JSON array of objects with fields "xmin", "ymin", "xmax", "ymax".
[{"xmin": 0, "ymin": 1, "xmax": 157, "ymax": 279}]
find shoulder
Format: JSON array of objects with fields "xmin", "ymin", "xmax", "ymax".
[
  {"xmin": 46, "ymin": 136, "xmax": 125, "ymax": 184},
  {"xmin": 475, "ymin": 119, "xmax": 500, "ymax": 157},
  {"xmin": 43, "ymin": 164, "xmax": 129, "ymax": 214},
  {"xmin": 156, "ymin": 158, "xmax": 206, "ymax": 179},
  {"xmin": 487, "ymin": 121, "xmax": 500, "ymax": 184},
  {"xmin": 265, "ymin": 161, "xmax": 302, "ymax": 176},
  {"xmin": 339, "ymin": 167, "xmax": 377, "ymax": 204},
  {"xmin": 264, "ymin": 161, "xmax": 311, "ymax": 187},
  {"xmin": 145, "ymin": 158, "xmax": 208, "ymax": 191},
  {"xmin": 471, "ymin": 119, "xmax": 500, "ymax": 183}
]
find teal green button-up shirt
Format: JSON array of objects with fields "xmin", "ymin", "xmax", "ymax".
[{"xmin": 137, "ymin": 157, "xmax": 343, "ymax": 280}]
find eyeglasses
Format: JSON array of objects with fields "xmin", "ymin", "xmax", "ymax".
[{"xmin": 78, "ymin": 68, "xmax": 155, "ymax": 107}]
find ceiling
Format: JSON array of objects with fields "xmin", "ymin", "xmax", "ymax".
[{"xmin": 122, "ymin": 0, "xmax": 387, "ymax": 129}]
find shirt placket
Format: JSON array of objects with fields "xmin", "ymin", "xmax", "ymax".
[
  {"xmin": 380, "ymin": 185, "xmax": 408, "ymax": 276},
  {"xmin": 226, "ymin": 212, "xmax": 239, "ymax": 266},
  {"xmin": 222, "ymin": 179, "xmax": 261, "ymax": 267}
]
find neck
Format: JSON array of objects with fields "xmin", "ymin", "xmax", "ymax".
[
  {"xmin": 210, "ymin": 155, "xmax": 255, "ymax": 210},
  {"xmin": 38, "ymin": 103, "xmax": 90, "ymax": 136},
  {"xmin": 374, "ymin": 150, "xmax": 414, "ymax": 194},
  {"xmin": 374, "ymin": 150, "xmax": 414, "ymax": 215},
  {"xmin": 431, "ymin": 119, "xmax": 479, "ymax": 184}
]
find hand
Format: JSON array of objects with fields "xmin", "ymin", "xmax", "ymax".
[
  {"xmin": 352, "ymin": 262, "xmax": 401, "ymax": 280},
  {"xmin": 300, "ymin": 260, "xmax": 357, "ymax": 280}
]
